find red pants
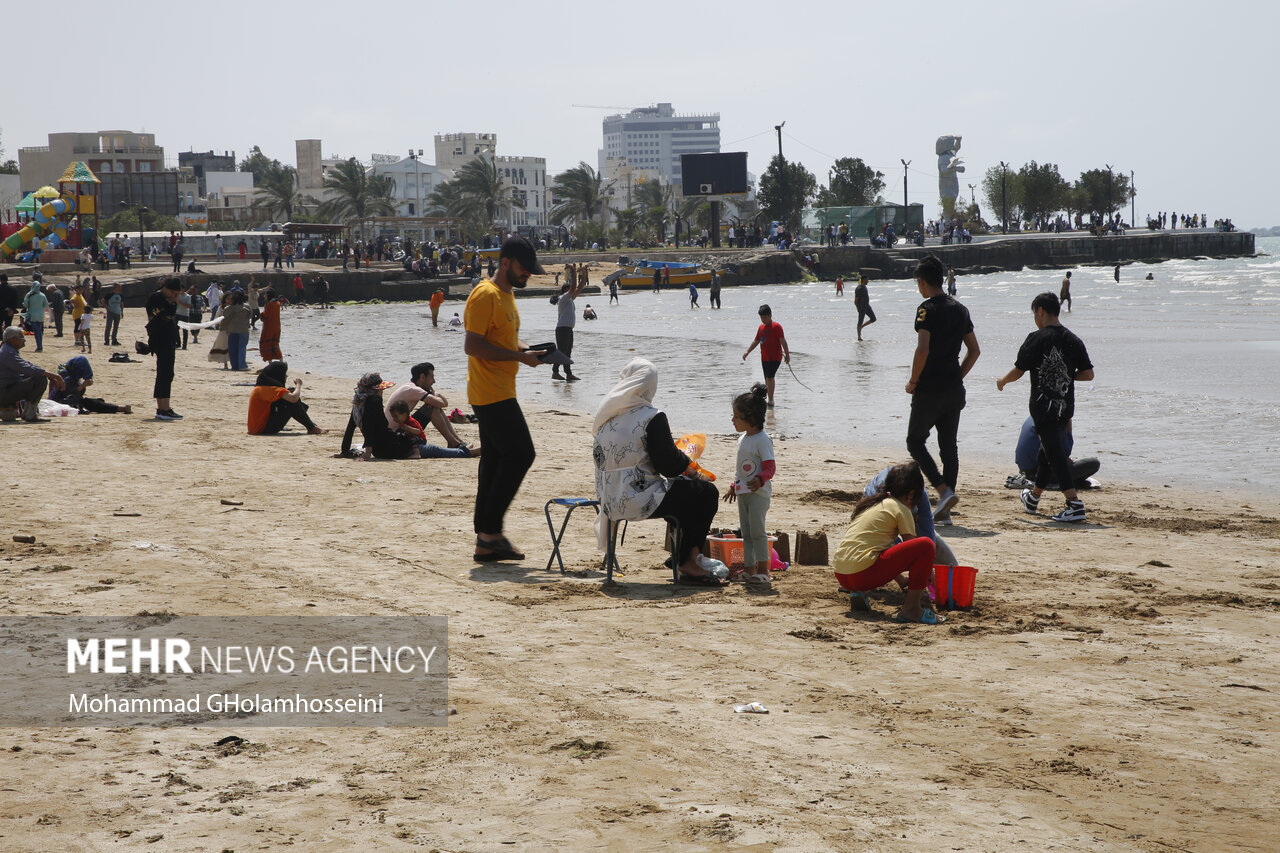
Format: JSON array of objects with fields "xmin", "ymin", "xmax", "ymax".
[{"xmin": 836, "ymin": 536, "xmax": 936, "ymax": 592}]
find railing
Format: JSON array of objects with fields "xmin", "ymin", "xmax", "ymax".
[{"xmin": 71, "ymin": 146, "xmax": 164, "ymax": 156}]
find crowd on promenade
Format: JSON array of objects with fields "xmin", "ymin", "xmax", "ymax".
[{"xmin": 2, "ymin": 236, "xmax": 1098, "ymax": 625}]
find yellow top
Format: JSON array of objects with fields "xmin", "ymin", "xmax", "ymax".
[
  {"xmin": 70, "ymin": 292, "xmax": 87, "ymax": 320},
  {"xmin": 832, "ymin": 499, "xmax": 917, "ymax": 574},
  {"xmin": 464, "ymin": 280, "xmax": 520, "ymax": 406}
]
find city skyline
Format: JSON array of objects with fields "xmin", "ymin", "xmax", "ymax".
[{"xmin": 4, "ymin": 0, "xmax": 1275, "ymax": 227}]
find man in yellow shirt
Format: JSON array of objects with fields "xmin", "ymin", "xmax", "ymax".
[{"xmin": 464, "ymin": 236, "xmax": 548, "ymax": 562}]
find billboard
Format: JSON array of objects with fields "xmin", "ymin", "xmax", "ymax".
[{"xmin": 680, "ymin": 152, "xmax": 749, "ymax": 196}]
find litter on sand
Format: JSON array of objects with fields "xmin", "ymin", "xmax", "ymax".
[{"xmin": 733, "ymin": 702, "xmax": 769, "ymax": 714}]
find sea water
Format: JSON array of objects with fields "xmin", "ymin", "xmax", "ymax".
[{"xmin": 285, "ymin": 236, "xmax": 1280, "ymax": 492}]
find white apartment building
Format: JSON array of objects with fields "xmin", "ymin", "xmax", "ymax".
[
  {"xmin": 371, "ymin": 155, "xmax": 441, "ymax": 217},
  {"xmin": 495, "ymin": 155, "xmax": 547, "ymax": 228},
  {"xmin": 598, "ymin": 103, "xmax": 720, "ymax": 189}
]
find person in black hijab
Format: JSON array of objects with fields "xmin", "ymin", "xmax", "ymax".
[{"xmin": 247, "ymin": 360, "xmax": 326, "ymax": 435}]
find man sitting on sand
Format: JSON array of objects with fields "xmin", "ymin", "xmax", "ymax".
[
  {"xmin": 0, "ymin": 326, "xmax": 65, "ymax": 422},
  {"xmin": 404, "ymin": 361, "xmax": 473, "ymax": 453}
]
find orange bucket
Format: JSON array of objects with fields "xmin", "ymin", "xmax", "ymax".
[{"xmin": 933, "ymin": 564, "xmax": 977, "ymax": 609}]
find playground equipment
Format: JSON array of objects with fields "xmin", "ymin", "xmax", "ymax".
[{"xmin": 1, "ymin": 162, "xmax": 99, "ymax": 260}]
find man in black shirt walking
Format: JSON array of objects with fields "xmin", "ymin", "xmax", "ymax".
[
  {"xmin": 904, "ymin": 255, "xmax": 980, "ymax": 524},
  {"xmin": 997, "ymin": 291, "xmax": 1094, "ymax": 522}
]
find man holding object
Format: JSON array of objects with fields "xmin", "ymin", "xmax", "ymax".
[{"xmin": 464, "ymin": 236, "xmax": 547, "ymax": 561}]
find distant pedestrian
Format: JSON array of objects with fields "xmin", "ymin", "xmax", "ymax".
[
  {"xmin": 709, "ymin": 270, "xmax": 721, "ymax": 308},
  {"xmin": 946, "ymin": 266, "xmax": 957, "ymax": 296},
  {"xmin": 551, "ymin": 270, "xmax": 585, "ymax": 382},
  {"xmin": 1114, "ymin": 264, "xmax": 1120, "ymax": 283},
  {"xmin": 742, "ymin": 304, "xmax": 790, "ymax": 408},
  {"xmin": 855, "ymin": 275, "xmax": 876, "ymax": 341},
  {"xmin": 146, "ymin": 278, "xmax": 184, "ymax": 420},
  {"xmin": 689, "ymin": 281, "xmax": 699, "ymax": 308},
  {"xmin": 1060, "ymin": 271, "xmax": 1072, "ymax": 312}
]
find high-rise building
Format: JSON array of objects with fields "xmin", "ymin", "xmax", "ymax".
[
  {"xmin": 178, "ymin": 150, "xmax": 236, "ymax": 196},
  {"xmin": 598, "ymin": 103, "xmax": 720, "ymax": 188}
]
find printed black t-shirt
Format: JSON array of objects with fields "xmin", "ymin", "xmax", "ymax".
[
  {"xmin": 913, "ymin": 294, "xmax": 974, "ymax": 391},
  {"xmin": 1014, "ymin": 324, "xmax": 1093, "ymax": 420}
]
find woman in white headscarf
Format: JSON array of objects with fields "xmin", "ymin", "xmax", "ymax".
[{"xmin": 593, "ymin": 358, "xmax": 723, "ymax": 584}]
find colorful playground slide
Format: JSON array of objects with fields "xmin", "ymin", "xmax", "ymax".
[{"xmin": 0, "ymin": 196, "xmax": 76, "ymax": 260}]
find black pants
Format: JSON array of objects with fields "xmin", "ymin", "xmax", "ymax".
[
  {"xmin": 1031, "ymin": 410, "xmax": 1075, "ymax": 494},
  {"xmin": 650, "ymin": 478, "xmax": 719, "ymax": 564},
  {"xmin": 473, "ymin": 397, "xmax": 535, "ymax": 535},
  {"xmin": 53, "ymin": 309, "xmax": 63, "ymax": 336},
  {"xmin": 75, "ymin": 396, "xmax": 126, "ymax": 414},
  {"xmin": 152, "ymin": 347, "xmax": 176, "ymax": 400},
  {"xmin": 906, "ymin": 384, "xmax": 966, "ymax": 491},
  {"xmin": 0, "ymin": 375, "xmax": 47, "ymax": 409},
  {"xmin": 262, "ymin": 399, "xmax": 318, "ymax": 434},
  {"xmin": 554, "ymin": 326, "xmax": 574, "ymax": 374},
  {"xmin": 710, "ymin": 290, "xmax": 720, "ymax": 308}
]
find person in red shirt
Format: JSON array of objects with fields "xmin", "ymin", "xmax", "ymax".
[
  {"xmin": 741, "ymin": 303, "xmax": 791, "ymax": 408},
  {"xmin": 258, "ymin": 289, "xmax": 286, "ymax": 363}
]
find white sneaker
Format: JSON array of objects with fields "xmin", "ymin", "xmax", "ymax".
[
  {"xmin": 1051, "ymin": 500, "xmax": 1086, "ymax": 523},
  {"xmin": 933, "ymin": 487, "xmax": 958, "ymax": 520}
]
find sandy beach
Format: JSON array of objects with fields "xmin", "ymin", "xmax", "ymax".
[{"xmin": 1, "ymin": 307, "xmax": 1277, "ymax": 852}]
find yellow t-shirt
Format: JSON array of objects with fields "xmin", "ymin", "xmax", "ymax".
[
  {"xmin": 832, "ymin": 498, "xmax": 917, "ymax": 574},
  {"xmin": 464, "ymin": 280, "xmax": 520, "ymax": 406},
  {"xmin": 70, "ymin": 292, "xmax": 87, "ymax": 320}
]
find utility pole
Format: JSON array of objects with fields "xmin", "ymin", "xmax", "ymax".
[
  {"xmin": 901, "ymin": 159, "xmax": 911, "ymax": 213},
  {"xmin": 999, "ymin": 161, "xmax": 1009, "ymax": 234},
  {"xmin": 775, "ymin": 121, "xmax": 786, "ymax": 230},
  {"xmin": 968, "ymin": 183, "xmax": 976, "ymax": 206}
]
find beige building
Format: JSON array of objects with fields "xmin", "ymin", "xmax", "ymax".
[
  {"xmin": 19, "ymin": 131, "xmax": 165, "ymax": 189},
  {"xmin": 434, "ymin": 132, "xmax": 496, "ymax": 178}
]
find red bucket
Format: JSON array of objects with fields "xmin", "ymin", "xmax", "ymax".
[{"xmin": 933, "ymin": 564, "xmax": 977, "ymax": 609}]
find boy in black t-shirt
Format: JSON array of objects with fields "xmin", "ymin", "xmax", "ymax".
[
  {"xmin": 997, "ymin": 291, "xmax": 1095, "ymax": 522},
  {"xmin": 905, "ymin": 255, "xmax": 981, "ymax": 524}
]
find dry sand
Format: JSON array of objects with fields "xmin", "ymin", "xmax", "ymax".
[{"xmin": 1, "ymin": 308, "xmax": 1277, "ymax": 852}]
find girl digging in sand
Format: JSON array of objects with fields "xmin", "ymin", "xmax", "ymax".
[
  {"xmin": 723, "ymin": 384, "xmax": 775, "ymax": 587},
  {"xmin": 832, "ymin": 461, "xmax": 943, "ymax": 624}
]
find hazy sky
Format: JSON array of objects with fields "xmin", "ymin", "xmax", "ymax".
[{"xmin": 6, "ymin": 0, "xmax": 1274, "ymax": 226}]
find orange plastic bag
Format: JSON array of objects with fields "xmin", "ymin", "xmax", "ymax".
[{"xmin": 675, "ymin": 432, "xmax": 715, "ymax": 481}]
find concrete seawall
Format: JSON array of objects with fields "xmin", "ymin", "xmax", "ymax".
[{"xmin": 46, "ymin": 229, "xmax": 1256, "ymax": 306}]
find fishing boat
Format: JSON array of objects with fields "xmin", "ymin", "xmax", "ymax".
[{"xmin": 604, "ymin": 259, "xmax": 714, "ymax": 289}]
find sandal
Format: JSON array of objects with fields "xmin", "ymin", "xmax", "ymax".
[
  {"xmin": 894, "ymin": 609, "xmax": 946, "ymax": 625},
  {"xmin": 473, "ymin": 536, "xmax": 525, "ymax": 562},
  {"xmin": 745, "ymin": 573, "xmax": 772, "ymax": 586},
  {"xmin": 845, "ymin": 590, "xmax": 871, "ymax": 611}
]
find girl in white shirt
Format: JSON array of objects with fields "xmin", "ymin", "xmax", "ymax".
[{"xmin": 723, "ymin": 383, "xmax": 775, "ymax": 586}]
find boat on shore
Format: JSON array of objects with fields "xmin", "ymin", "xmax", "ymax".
[{"xmin": 604, "ymin": 259, "xmax": 713, "ymax": 289}]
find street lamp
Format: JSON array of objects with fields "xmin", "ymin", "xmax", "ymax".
[
  {"xmin": 1130, "ymin": 170, "xmax": 1136, "ymax": 228},
  {"xmin": 408, "ymin": 148, "xmax": 423, "ymax": 229},
  {"xmin": 999, "ymin": 161, "xmax": 1009, "ymax": 234},
  {"xmin": 968, "ymin": 183, "xmax": 976, "ymax": 206},
  {"xmin": 1105, "ymin": 163, "xmax": 1114, "ymax": 224},
  {"xmin": 119, "ymin": 199, "xmax": 147, "ymax": 264}
]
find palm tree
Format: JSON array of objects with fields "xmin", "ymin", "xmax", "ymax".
[
  {"xmin": 614, "ymin": 207, "xmax": 642, "ymax": 240},
  {"xmin": 550, "ymin": 162, "xmax": 613, "ymax": 227},
  {"xmin": 319, "ymin": 158, "xmax": 397, "ymax": 222},
  {"xmin": 252, "ymin": 165, "xmax": 312, "ymax": 222},
  {"xmin": 452, "ymin": 155, "xmax": 524, "ymax": 227},
  {"xmin": 634, "ymin": 180, "xmax": 674, "ymax": 242}
]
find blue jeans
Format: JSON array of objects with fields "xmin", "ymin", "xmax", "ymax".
[
  {"xmin": 29, "ymin": 322, "xmax": 43, "ymax": 350},
  {"xmin": 228, "ymin": 332, "xmax": 249, "ymax": 369},
  {"xmin": 414, "ymin": 442, "xmax": 471, "ymax": 459}
]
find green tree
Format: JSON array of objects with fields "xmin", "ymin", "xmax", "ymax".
[
  {"xmin": 815, "ymin": 157, "xmax": 885, "ymax": 207},
  {"xmin": 319, "ymin": 158, "xmax": 397, "ymax": 222},
  {"xmin": 634, "ymin": 179, "xmax": 674, "ymax": 242},
  {"xmin": 239, "ymin": 145, "xmax": 282, "ymax": 187},
  {"xmin": 1019, "ymin": 161, "xmax": 1069, "ymax": 224},
  {"xmin": 614, "ymin": 207, "xmax": 642, "ymax": 239},
  {"xmin": 1074, "ymin": 168, "xmax": 1132, "ymax": 219},
  {"xmin": 550, "ymin": 162, "xmax": 613, "ymax": 227},
  {"xmin": 453, "ymin": 156, "xmax": 524, "ymax": 228},
  {"xmin": 757, "ymin": 156, "xmax": 817, "ymax": 230},
  {"xmin": 253, "ymin": 164, "xmax": 312, "ymax": 221},
  {"xmin": 982, "ymin": 164, "xmax": 1023, "ymax": 228}
]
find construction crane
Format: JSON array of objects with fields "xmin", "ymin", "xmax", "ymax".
[{"xmin": 570, "ymin": 104, "xmax": 648, "ymax": 111}]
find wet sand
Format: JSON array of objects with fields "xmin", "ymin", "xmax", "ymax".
[{"xmin": 1, "ymin": 311, "xmax": 1278, "ymax": 851}]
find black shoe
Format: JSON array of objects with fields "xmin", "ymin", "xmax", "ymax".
[
  {"xmin": 155, "ymin": 409, "xmax": 184, "ymax": 421},
  {"xmin": 565, "ymin": 374, "xmax": 581, "ymax": 382},
  {"xmin": 551, "ymin": 372, "xmax": 564, "ymax": 380}
]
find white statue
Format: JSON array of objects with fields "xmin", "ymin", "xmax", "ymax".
[{"xmin": 937, "ymin": 135, "xmax": 965, "ymax": 203}]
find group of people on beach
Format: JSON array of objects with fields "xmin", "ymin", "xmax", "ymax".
[{"xmin": 2, "ymin": 235, "xmax": 1095, "ymax": 627}]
